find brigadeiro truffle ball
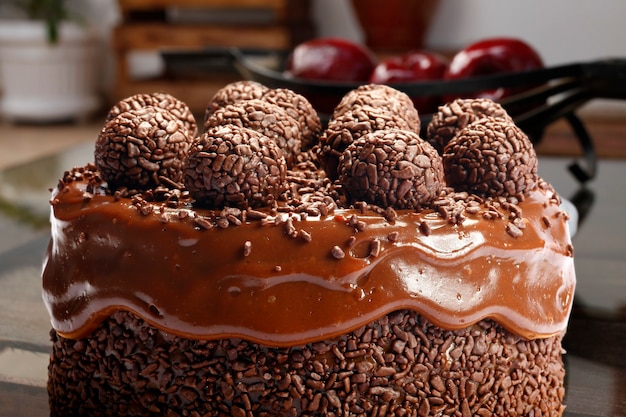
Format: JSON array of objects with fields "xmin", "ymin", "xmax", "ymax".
[
  {"xmin": 95, "ymin": 106, "xmax": 193, "ymax": 190},
  {"xmin": 338, "ymin": 129, "xmax": 445, "ymax": 209},
  {"xmin": 320, "ymin": 105, "xmax": 418, "ymax": 181},
  {"xmin": 261, "ymin": 88, "xmax": 322, "ymax": 151},
  {"xmin": 184, "ymin": 125, "xmax": 287, "ymax": 209},
  {"xmin": 204, "ymin": 99, "xmax": 301, "ymax": 167},
  {"xmin": 107, "ymin": 92, "xmax": 197, "ymax": 137},
  {"xmin": 427, "ymin": 98, "xmax": 513, "ymax": 154},
  {"xmin": 443, "ymin": 117, "xmax": 539, "ymax": 198},
  {"xmin": 206, "ymin": 82, "xmax": 321, "ymax": 153},
  {"xmin": 204, "ymin": 81, "xmax": 269, "ymax": 122},
  {"xmin": 332, "ymin": 84, "xmax": 421, "ymax": 132}
]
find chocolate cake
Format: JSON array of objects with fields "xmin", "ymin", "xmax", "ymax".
[
  {"xmin": 44, "ymin": 87, "xmax": 575, "ymax": 417},
  {"xmin": 426, "ymin": 98, "xmax": 513, "ymax": 154}
]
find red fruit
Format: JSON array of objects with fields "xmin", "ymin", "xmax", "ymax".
[
  {"xmin": 370, "ymin": 50, "xmax": 448, "ymax": 83},
  {"xmin": 369, "ymin": 50, "xmax": 449, "ymax": 113},
  {"xmin": 285, "ymin": 37, "xmax": 377, "ymax": 82},
  {"xmin": 444, "ymin": 37, "xmax": 544, "ymax": 102}
]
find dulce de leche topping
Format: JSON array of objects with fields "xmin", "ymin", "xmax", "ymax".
[{"xmin": 42, "ymin": 165, "xmax": 575, "ymax": 346}]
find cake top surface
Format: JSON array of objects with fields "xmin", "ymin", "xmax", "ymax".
[{"xmin": 42, "ymin": 86, "xmax": 576, "ymax": 346}]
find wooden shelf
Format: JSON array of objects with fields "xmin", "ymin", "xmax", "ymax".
[
  {"xmin": 113, "ymin": 24, "xmax": 291, "ymax": 51},
  {"xmin": 118, "ymin": 0, "xmax": 288, "ymax": 17},
  {"xmin": 112, "ymin": 0, "xmax": 312, "ymax": 113}
]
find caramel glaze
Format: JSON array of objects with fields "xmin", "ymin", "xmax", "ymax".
[{"xmin": 42, "ymin": 175, "xmax": 575, "ymax": 347}]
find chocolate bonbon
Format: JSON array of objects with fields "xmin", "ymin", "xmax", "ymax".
[
  {"xmin": 427, "ymin": 98, "xmax": 512, "ymax": 154},
  {"xmin": 320, "ymin": 85, "xmax": 420, "ymax": 180},
  {"xmin": 95, "ymin": 106, "xmax": 193, "ymax": 189},
  {"xmin": 337, "ymin": 128, "xmax": 444, "ymax": 209},
  {"xmin": 184, "ymin": 125, "xmax": 287, "ymax": 209},
  {"xmin": 107, "ymin": 92, "xmax": 197, "ymax": 137},
  {"xmin": 443, "ymin": 117, "xmax": 538, "ymax": 198}
]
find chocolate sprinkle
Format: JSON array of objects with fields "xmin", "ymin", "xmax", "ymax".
[
  {"xmin": 338, "ymin": 129, "xmax": 445, "ymax": 209},
  {"xmin": 427, "ymin": 98, "xmax": 513, "ymax": 154},
  {"xmin": 443, "ymin": 117, "xmax": 539, "ymax": 198},
  {"xmin": 243, "ymin": 240, "xmax": 253, "ymax": 256},
  {"xmin": 331, "ymin": 245, "xmax": 345, "ymax": 259},
  {"xmin": 183, "ymin": 125, "xmax": 287, "ymax": 209},
  {"xmin": 48, "ymin": 310, "xmax": 566, "ymax": 417},
  {"xmin": 95, "ymin": 106, "xmax": 193, "ymax": 190}
]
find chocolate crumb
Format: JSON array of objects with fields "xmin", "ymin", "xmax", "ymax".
[
  {"xmin": 419, "ymin": 221, "xmax": 431, "ymax": 236},
  {"xmin": 284, "ymin": 217, "xmax": 297, "ymax": 238},
  {"xmin": 243, "ymin": 241, "xmax": 252, "ymax": 257},
  {"xmin": 216, "ymin": 218, "xmax": 230, "ymax": 229},
  {"xmin": 483, "ymin": 210, "xmax": 500, "ymax": 220},
  {"xmin": 148, "ymin": 304, "xmax": 161, "ymax": 317},
  {"xmin": 369, "ymin": 239, "xmax": 382, "ymax": 257},
  {"xmin": 331, "ymin": 245, "xmax": 345, "ymax": 259},
  {"xmin": 512, "ymin": 217, "xmax": 526, "ymax": 229},
  {"xmin": 298, "ymin": 229, "xmax": 312, "ymax": 242},
  {"xmin": 348, "ymin": 214, "xmax": 359, "ymax": 227},
  {"xmin": 193, "ymin": 216, "xmax": 213, "ymax": 230},
  {"xmin": 506, "ymin": 222, "xmax": 524, "ymax": 238},
  {"xmin": 384, "ymin": 207, "xmax": 398, "ymax": 223},
  {"xmin": 246, "ymin": 208, "xmax": 268, "ymax": 220}
]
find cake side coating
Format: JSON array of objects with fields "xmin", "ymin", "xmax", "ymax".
[{"xmin": 49, "ymin": 310, "xmax": 566, "ymax": 417}]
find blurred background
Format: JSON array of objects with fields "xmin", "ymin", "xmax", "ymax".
[
  {"xmin": 2, "ymin": 0, "xmax": 626, "ymax": 121},
  {"xmin": 0, "ymin": 5, "xmax": 625, "ymax": 415}
]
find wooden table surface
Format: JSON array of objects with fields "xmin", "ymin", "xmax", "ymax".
[{"xmin": 0, "ymin": 139, "xmax": 624, "ymax": 416}]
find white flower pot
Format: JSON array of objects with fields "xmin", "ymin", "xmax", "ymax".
[{"xmin": 0, "ymin": 21, "xmax": 101, "ymax": 123}]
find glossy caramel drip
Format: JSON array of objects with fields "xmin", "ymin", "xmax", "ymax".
[{"xmin": 42, "ymin": 177, "xmax": 575, "ymax": 346}]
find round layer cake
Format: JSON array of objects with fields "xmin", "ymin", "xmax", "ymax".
[{"xmin": 44, "ymin": 87, "xmax": 575, "ymax": 417}]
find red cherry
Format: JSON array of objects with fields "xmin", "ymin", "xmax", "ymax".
[
  {"xmin": 369, "ymin": 50, "xmax": 448, "ymax": 113},
  {"xmin": 285, "ymin": 37, "xmax": 377, "ymax": 82},
  {"xmin": 444, "ymin": 37, "xmax": 544, "ymax": 102}
]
